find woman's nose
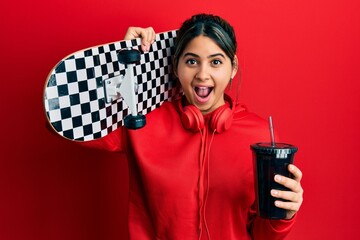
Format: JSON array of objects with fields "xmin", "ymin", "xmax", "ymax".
[{"xmin": 195, "ymin": 64, "xmax": 210, "ymax": 81}]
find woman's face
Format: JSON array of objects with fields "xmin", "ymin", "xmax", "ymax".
[{"xmin": 176, "ymin": 35, "xmax": 237, "ymax": 114}]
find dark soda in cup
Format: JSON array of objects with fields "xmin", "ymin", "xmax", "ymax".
[{"xmin": 250, "ymin": 142, "xmax": 298, "ymax": 219}]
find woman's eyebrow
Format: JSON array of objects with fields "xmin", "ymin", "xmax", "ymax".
[
  {"xmin": 183, "ymin": 52, "xmax": 199, "ymax": 58},
  {"xmin": 208, "ymin": 53, "xmax": 226, "ymax": 59},
  {"xmin": 183, "ymin": 52, "xmax": 226, "ymax": 58}
]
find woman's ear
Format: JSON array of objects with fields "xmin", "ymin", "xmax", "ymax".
[{"xmin": 231, "ymin": 55, "xmax": 239, "ymax": 79}]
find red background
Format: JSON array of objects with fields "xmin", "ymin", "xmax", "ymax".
[{"xmin": 1, "ymin": 0, "xmax": 360, "ymax": 239}]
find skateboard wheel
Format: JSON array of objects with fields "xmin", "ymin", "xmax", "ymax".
[
  {"xmin": 117, "ymin": 49, "xmax": 141, "ymax": 64},
  {"xmin": 124, "ymin": 114, "xmax": 146, "ymax": 129}
]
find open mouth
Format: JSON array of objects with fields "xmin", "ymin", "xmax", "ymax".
[{"xmin": 194, "ymin": 86, "xmax": 213, "ymax": 98}]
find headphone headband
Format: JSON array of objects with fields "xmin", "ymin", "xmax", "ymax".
[{"xmin": 177, "ymin": 95, "xmax": 235, "ymax": 133}]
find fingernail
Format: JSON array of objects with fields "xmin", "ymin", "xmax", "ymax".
[
  {"xmin": 271, "ymin": 190, "xmax": 279, "ymax": 196},
  {"xmin": 289, "ymin": 165, "xmax": 294, "ymax": 171},
  {"xmin": 275, "ymin": 175, "xmax": 282, "ymax": 182},
  {"xmin": 275, "ymin": 201, "xmax": 281, "ymax": 207},
  {"xmin": 142, "ymin": 45, "xmax": 149, "ymax": 52}
]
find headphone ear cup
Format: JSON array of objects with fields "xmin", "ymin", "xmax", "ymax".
[
  {"xmin": 181, "ymin": 105, "xmax": 204, "ymax": 132},
  {"xmin": 210, "ymin": 104, "xmax": 234, "ymax": 133}
]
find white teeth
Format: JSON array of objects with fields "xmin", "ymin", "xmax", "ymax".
[{"xmin": 194, "ymin": 87, "xmax": 213, "ymax": 98}]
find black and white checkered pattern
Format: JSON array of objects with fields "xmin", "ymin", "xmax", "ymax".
[{"xmin": 44, "ymin": 30, "xmax": 181, "ymax": 141}]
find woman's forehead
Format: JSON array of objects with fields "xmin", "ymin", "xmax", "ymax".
[{"xmin": 181, "ymin": 35, "xmax": 228, "ymax": 57}]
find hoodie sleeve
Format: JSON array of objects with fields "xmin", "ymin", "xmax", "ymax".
[
  {"xmin": 247, "ymin": 203, "xmax": 296, "ymax": 239},
  {"xmin": 74, "ymin": 127, "xmax": 125, "ymax": 152}
]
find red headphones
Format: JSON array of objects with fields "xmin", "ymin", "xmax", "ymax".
[{"xmin": 178, "ymin": 95, "xmax": 235, "ymax": 133}]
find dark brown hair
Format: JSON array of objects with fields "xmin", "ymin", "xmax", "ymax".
[{"xmin": 174, "ymin": 14, "xmax": 237, "ymax": 68}]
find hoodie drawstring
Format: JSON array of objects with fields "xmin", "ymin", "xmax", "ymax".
[{"xmin": 198, "ymin": 123, "xmax": 217, "ymax": 240}]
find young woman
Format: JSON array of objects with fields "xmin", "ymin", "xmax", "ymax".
[{"xmin": 87, "ymin": 14, "xmax": 303, "ymax": 239}]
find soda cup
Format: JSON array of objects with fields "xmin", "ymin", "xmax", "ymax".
[{"xmin": 250, "ymin": 142, "xmax": 298, "ymax": 219}]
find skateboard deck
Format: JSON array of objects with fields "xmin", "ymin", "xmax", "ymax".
[{"xmin": 44, "ymin": 30, "xmax": 181, "ymax": 141}]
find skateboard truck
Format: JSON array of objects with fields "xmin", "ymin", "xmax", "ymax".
[{"xmin": 104, "ymin": 49, "xmax": 146, "ymax": 129}]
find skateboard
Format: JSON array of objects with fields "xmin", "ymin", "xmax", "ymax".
[{"xmin": 44, "ymin": 30, "xmax": 181, "ymax": 141}]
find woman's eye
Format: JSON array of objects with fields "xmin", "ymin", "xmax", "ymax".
[
  {"xmin": 185, "ymin": 59, "xmax": 197, "ymax": 65},
  {"xmin": 212, "ymin": 59, "xmax": 222, "ymax": 65}
]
